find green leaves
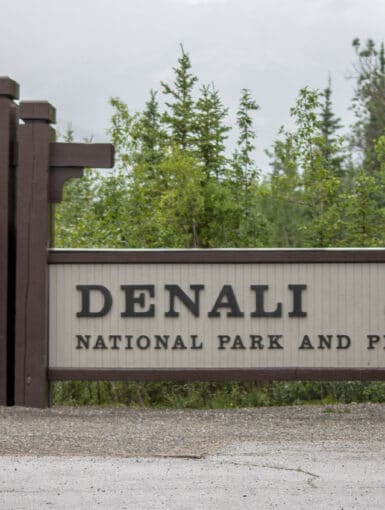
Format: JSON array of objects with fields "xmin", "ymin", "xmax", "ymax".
[
  {"xmin": 350, "ymin": 38, "xmax": 385, "ymax": 174},
  {"xmin": 56, "ymin": 40, "xmax": 385, "ymax": 254}
]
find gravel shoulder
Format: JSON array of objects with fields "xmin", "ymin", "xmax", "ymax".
[{"xmin": 0, "ymin": 402, "xmax": 384, "ymax": 457}]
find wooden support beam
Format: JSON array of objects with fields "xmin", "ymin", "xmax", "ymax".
[
  {"xmin": 14, "ymin": 101, "xmax": 55, "ymax": 408},
  {"xmin": 48, "ymin": 143, "xmax": 114, "ymax": 204},
  {"xmin": 49, "ymin": 167, "xmax": 84, "ymax": 203},
  {"xmin": 0, "ymin": 77, "xmax": 18, "ymax": 406},
  {"xmin": 50, "ymin": 143, "xmax": 114, "ymax": 168}
]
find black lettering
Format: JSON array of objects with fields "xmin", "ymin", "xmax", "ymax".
[
  {"xmin": 337, "ymin": 335, "xmax": 350, "ymax": 349},
  {"xmin": 120, "ymin": 285, "xmax": 155, "ymax": 317},
  {"xmin": 250, "ymin": 285, "xmax": 282, "ymax": 318},
  {"xmin": 190, "ymin": 335, "xmax": 203, "ymax": 349},
  {"xmin": 299, "ymin": 335, "xmax": 314, "ymax": 349},
  {"xmin": 109, "ymin": 335, "xmax": 121, "ymax": 349},
  {"xmin": 155, "ymin": 335, "xmax": 169, "ymax": 349},
  {"xmin": 288, "ymin": 284, "xmax": 307, "ymax": 317},
  {"xmin": 367, "ymin": 335, "xmax": 380, "ymax": 350},
  {"xmin": 268, "ymin": 335, "xmax": 284, "ymax": 349},
  {"xmin": 137, "ymin": 335, "xmax": 151, "ymax": 350},
  {"xmin": 172, "ymin": 335, "xmax": 187, "ymax": 350},
  {"xmin": 76, "ymin": 285, "xmax": 112, "ymax": 318},
  {"xmin": 125, "ymin": 335, "xmax": 133, "ymax": 350},
  {"xmin": 208, "ymin": 285, "xmax": 244, "ymax": 317},
  {"xmin": 165, "ymin": 285, "xmax": 204, "ymax": 317},
  {"xmin": 76, "ymin": 334, "xmax": 90, "ymax": 350},
  {"xmin": 250, "ymin": 335, "xmax": 264, "ymax": 349},
  {"xmin": 318, "ymin": 335, "xmax": 332, "ymax": 349},
  {"xmin": 218, "ymin": 335, "xmax": 231, "ymax": 349},
  {"xmin": 93, "ymin": 335, "xmax": 108, "ymax": 349},
  {"xmin": 231, "ymin": 335, "xmax": 246, "ymax": 350}
]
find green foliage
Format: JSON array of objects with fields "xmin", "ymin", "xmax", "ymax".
[
  {"xmin": 319, "ymin": 78, "xmax": 344, "ymax": 175},
  {"xmin": 53, "ymin": 40, "xmax": 385, "ymax": 408},
  {"xmin": 194, "ymin": 83, "xmax": 230, "ymax": 179},
  {"xmin": 161, "ymin": 44, "xmax": 198, "ymax": 150},
  {"xmin": 52, "ymin": 380, "xmax": 385, "ymax": 408},
  {"xmin": 232, "ymin": 88, "xmax": 260, "ymax": 185},
  {"xmin": 151, "ymin": 150, "xmax": 206, "ymax": 247},
  {"xmin": 351, "ymin": 38, "xmax": 385, "ymax": 174}
]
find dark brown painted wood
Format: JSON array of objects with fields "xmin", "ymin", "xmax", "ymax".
[
  {"xmin": 49, "ymin": 167, "xmax": 84, "ymax": 203},
  {"xmin": 48, "ymin": 248, "xmax": 385, "ymax": 265},
  {"xmin": 50, "ymin": 143, "xmax": 114, "ymax": 168},
  {"xmin": 18, "ymin": 101, "xmax": 56, "ymax": 123},
  {"xmin": 14, "ymin": 102, "xmax": 55, "ymax": 408},
  {"xmin": 48, "ymin": 367, "xmax": 385, "ymax": 382},
  {"xmin": 0, "ymin": 77, "xmax": 18, "ymax": 406},
  {"xmin": 0, "ymin": 96, "xmax": 11, "ymax": 406},
  {"xmin": 0, "ymin": 77, "xmax": 20, "ymax": 99}
]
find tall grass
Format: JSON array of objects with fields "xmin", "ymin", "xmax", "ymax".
[{"xmin": 51, "ymin": 381, "xmax": 385, "ymax": 408}]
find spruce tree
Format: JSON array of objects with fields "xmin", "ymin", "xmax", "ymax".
[
  {"xmin": 264, "ymin": 130, "xmax": 304, "ymax": 246},
  {"xmin": 130, "ymin": 90, "xmax": 167, "ymax": 184},
  {"xmin": 319, "ymin": 77, "xmax": 344, "ymax": 176},
  {"xmin": 161, "ymin": 45, "xmax": 198, "ymax": 151},
  {"xmin": 228, "ymin": 89, "xmax": 269, "ymax": 247},
  {"xmin": 194, "ymin": 83, "xmax": 230, "ymax": 179},
  {"xmin": 350, "ymin": 38, "xmax": 385, "ymax": 174},
  {"xmin": 290, "ymin": 87, "xmax": 345, "ymax": 246},
  {"xmin": 232, "ymin": 88, "xmax": 259, "ymax": 185}
]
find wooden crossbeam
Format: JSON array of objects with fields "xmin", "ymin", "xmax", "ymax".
[{"xmin": 50, "ymin": 143, "xmax": 114, "ymax": 168}]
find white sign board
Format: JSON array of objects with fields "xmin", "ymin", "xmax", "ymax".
[{"xmin": 48, "ymin": 262, "xmax": 385, "ymax": 370}]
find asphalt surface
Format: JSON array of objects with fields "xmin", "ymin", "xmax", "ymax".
[{"xmin": 0, "ymin": 404, "xmax": 384, "ymax": 509}]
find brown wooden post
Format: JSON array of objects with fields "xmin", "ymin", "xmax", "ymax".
[
  {"xmin": 0, "ymin": 77, "xmax": 19, "ymax": 406},
  {"xmin": 14, "ymin": 101, "xmax": 56, "ymax": 408}
]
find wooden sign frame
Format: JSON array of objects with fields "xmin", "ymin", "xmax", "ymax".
[{"xmin": 0, "ymin": 78, "xmax": 114, "ymax": 408}]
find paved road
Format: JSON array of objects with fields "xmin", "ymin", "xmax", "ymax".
[
  {"xmin": 1, "ymin": 441, "xmax": 385, "ymax": 509},
  {"xmin": 1, "ymin": 404, "xmax": 385, "ymax": 509}
]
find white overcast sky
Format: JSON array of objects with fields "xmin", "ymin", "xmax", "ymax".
[{"xmin": 1, "ymin": 0, "xmax": 385, "ymax": 170}]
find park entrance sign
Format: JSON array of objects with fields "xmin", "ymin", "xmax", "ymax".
[
  {"xmin": 47, "ymin": 250, "xmax": 385, "ymax": 382},
  {"xmin": 1, "ymin": 77, "xmax": 385, "ymax": 409}
]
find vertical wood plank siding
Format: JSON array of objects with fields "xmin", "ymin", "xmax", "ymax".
[{"xmin": 48, "ymin": 250, "xmax": 385, "ymax": 381}]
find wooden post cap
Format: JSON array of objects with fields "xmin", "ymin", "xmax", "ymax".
[
  {"xmin": 19, "ymin": 101, "xmax": 56, "ymax": 123},
  {"xmin": 0, "ymin": 77, "xmax": 20, "ymax": 99}
]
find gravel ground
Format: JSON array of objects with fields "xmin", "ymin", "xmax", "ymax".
[{"xmin": 0, "ymin": 402, "xmax": 384, "ymax": 457}]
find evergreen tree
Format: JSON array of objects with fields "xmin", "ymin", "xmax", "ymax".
[
  {"xmin": 232, "ymin": 88, "xmax": 259, "ymax": 185},
  {"xmin": 131, "ymin": 90, "xmax": 166, "ymax": 173},
  {"xmin": 350, "ymin": 38, "xmax": 385, "ymax": 174},
  {"xmin": 290, "ymin": 88, "xmax": 345, "ymax": 246},
  {"xmin": 319, "ymin": 77, "xmax": 344, "ymax": 176},
  {"xmin": 194, "ymin": 83, "xmax": 230, "ymax": 179},
  {"xmin": 161, "ymin": 45, "xmax": 198, "ymax": 150},
  {"xmin": 264, "ymin": 129, "xmax": 304, "ymax": 246},
  {"xmin": 342, "ymin": 170, "xmax": 385, "ymax": 246},
  {"xmin": 228, "ymin": 89, "xmax": 269, "ymax": 247}
]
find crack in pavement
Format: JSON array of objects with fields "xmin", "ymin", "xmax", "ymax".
[{"xmin": 217, "ymin": 458, "xmax": 320, "ymax": 488}]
